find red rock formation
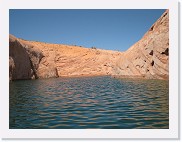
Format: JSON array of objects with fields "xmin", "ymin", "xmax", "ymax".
[
  {"xmin": 18, "ymin": 39, "xmax": 123, "ymax": 78},
  {"xmin": 9, "ymin": 35, "xmax": 44, "ymax": 80},
  {"xmin": 114, "ymin": 10, "xmax": 169, "ymax": 79},
  {"xmin": 9, "ymin": 10, "xmax": 169, "ymax": 80},
  {"xmin": 9, "ymin": 35, "xmax": 34, "ymax": 80}
]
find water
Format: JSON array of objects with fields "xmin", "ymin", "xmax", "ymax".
[{"xmin": 9, "ymin": 76, "xmax": 169, "ymax": 129}]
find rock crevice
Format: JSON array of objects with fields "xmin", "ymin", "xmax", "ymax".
[{"xmin": 114, "ymin": 10, "xmax": 169, "ymax": 79}]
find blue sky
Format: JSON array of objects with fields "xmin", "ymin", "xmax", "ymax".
[{"xmin": 10, "ymin": 9, "xmax": 165, "ymax": 51}]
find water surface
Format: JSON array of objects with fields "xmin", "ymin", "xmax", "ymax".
[{"xmin": 10, "ymin": 76, "xmax": 169, "ymax": 129}]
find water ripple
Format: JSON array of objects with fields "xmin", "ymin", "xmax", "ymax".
[{"xmin": 10, "ymin": 76, "xmax": 168, "ymax": 129}]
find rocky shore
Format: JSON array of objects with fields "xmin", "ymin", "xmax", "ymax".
[{"xmin": 9, "ymin": 10, "xmax": 169, "ymax": 81}]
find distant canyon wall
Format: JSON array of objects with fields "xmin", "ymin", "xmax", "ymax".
[
  {"xmin": 9, "ymin": 35, "xmax": 123, "ymax": 81},
  {"xmin": 9, "ymin": 10, "xmax": 169, "ymax": 81}
]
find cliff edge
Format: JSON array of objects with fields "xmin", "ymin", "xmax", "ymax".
[
  {"xmin": 9, "ymin": 10, "xmax": 169, "ymax": 80},
  {"xmin": 114, "ymin": 10, "xmax": 169, "ymax": 79}
]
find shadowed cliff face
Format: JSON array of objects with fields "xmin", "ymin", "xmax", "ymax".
[
  {"xmin": 9, "ymin": 35, "xmax": 33, "ymax": 80},
  {"xmin": 9, "ymin": 10, "xmax": 169, "ymax": 80},
  {"xmin": 114, "ymin": 10, "xmax": 169, "ymax": 79},
  {"xmin": 9, "ymin": 35, "xmax": 44, "ymax": 80}
]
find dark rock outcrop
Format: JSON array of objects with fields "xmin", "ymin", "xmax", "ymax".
[
  {"xmin": 9, "ymin": 35, "xmax": 44, "ymax": 80},
  {"xmin": 9, "ymin": 35, "xmax": 34, "ymax": 80}
]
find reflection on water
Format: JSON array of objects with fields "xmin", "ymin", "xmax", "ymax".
[{"xmin": 10, "ymin": 76, "xmax": 169, "ymax": 129}]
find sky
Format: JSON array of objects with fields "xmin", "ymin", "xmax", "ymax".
[{"xmin": 10, "ymin": 9, "xmax": 165, "ymax": 51}]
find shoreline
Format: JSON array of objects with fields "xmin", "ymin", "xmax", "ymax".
[{"xmin": 10, "ymin": 74, "xmax": 169, "ymax": 81}]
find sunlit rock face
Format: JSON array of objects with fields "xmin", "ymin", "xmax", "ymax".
[
  {"xmin": 9, "ymin": 34, "xmax": 123, "ymax": 80},
  {"xmin": 18, "ymin": 38, "xmax": 123, "ymax": 78},
  {"xmin": 114, "ymin": 10, "xmax": 169, "ymax": 79},
  {"xmin": 9, "ymin": 10, "xmax": 168, "ymax": 80}
]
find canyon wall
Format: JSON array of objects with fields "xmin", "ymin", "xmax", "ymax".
[
  {"xmin": 18, "ymin": 39, "xmax": 123, "ymax": 78},
  {"xmin": 9, "ymin": 10, "xmax": 169, "ymax": 80},
  {"xmin": 114, "ymin": 10, "xmax": 169, "ymax": 79},
  {"xmin": 9, "ymin": 35, "xmax": 36, "ymax": 80},
  {"xmin": 9, "ymin": 35, "xmax": 123, "ymax": 80},
  {"xmin": 9, "ymin": 35, "xmax": 45, "ymax": 80}
]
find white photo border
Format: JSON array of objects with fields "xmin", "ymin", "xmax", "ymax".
[{"xmin": 0, "ymin": 0, "xmax": 179, "ymax": 139}]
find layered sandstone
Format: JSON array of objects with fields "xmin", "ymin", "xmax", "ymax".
[
  {"xmin": 9, "ymin": 10, "xmax": 169, "ymax": 80},
  {"xmin": 9, "ymin": 35, "xmax": 45, "ymax": 80},
  {"xmin": 114, "ymin": 10, "xmax": 169, "ymax": 79},
  {"xmin": 9, "ymin": 35, "xmax": 34, "ymax": 80},
  {"xmin": 18, "ymin": 39, "xmax": 123, "ymax": 78}
]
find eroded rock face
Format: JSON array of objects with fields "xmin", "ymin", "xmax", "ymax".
[
  {"xmin": 9, "ymin": 35, "xmax": 44, "ymax": 80},
  {"xmin": 9, "ymin": 10, "xmax": 169, "ymax": 80},
  {"xmin": 9, "ymin": 35, "xmax": 33, "ymax": 80},
  {"xmin": 17, "ymin": 39, "xmax": 123, "ymax": 78},
  {"xmin": 24, "ymin": 45, "xmax": 44, "ymax": 79},
  {"xmin": 114, "ymin": 10, "xmax": 169, "ymax": 79}
]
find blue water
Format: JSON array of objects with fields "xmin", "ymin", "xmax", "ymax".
[{"xmin": 9, "ymin": 76, "xmax": 169, "ymax": 129}]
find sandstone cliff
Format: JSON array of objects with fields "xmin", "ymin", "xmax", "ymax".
[
  {"xmin": 9, "ymin": 10, "xmax": 169, "ymax": 80},
  {"xmin": 114, "ymin": 10, "xmax": 169, "ymax": 79},
  {"xmin": 9, "ymin": 35, "xmax": 35, "ymax": 80},
  {"xmin": 9, "ymin": 35, "xmax": 45, "ymax": 80},
  {"xmin": 18, "ymin": 39, "xmax": 123, "ymax": 78},
  {"xmin": 9, "ymin": 35, "xmax": 123, "ymax": 80}
]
